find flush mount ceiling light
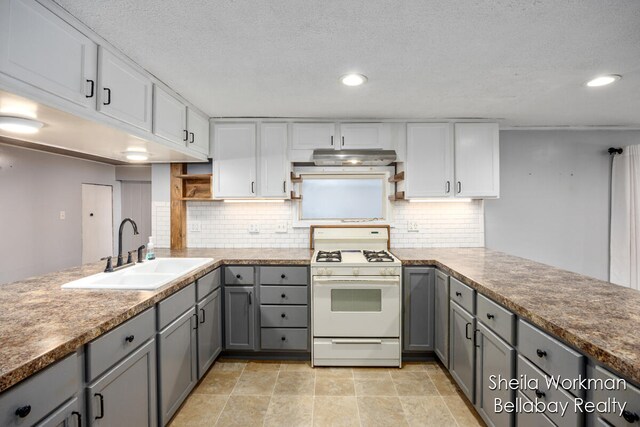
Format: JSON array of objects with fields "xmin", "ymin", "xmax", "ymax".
[
  {"xmin": 123, "ymin": 149, "xmax": 149, "ymax": 161},
  {"xmin": 340, "ymin": 73, "xmax": 368, "ymax": 86},
  {"xmin": 585, "ymin": 74, "xmax": 621, "ymax": 87},
  {"xmin": 0, "ymin": 116, "xmax": 44, "ymax": 134}
]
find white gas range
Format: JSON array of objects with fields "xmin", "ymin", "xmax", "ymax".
[{"xmin": 310, "ymin": 227, "xmax": 402, "ymax": 367}]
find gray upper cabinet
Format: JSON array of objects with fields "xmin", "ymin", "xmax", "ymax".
[
  {"xmin": 197, "ymin": 288, "xmax": 222, "ymax": 378},
  {"xmin": 97, "ymin": 47, "xmax": 152, "ymax": 132},
  {"xmin": 152, "ymin": 84, "xmax": 187, "ymax": 146},
  {"xmin": 403, "ymin": 267, "xmax": 435, "ymax": 352},
  {"xmin": 224, "ymin": 286, "xmax": 256, "ymax": 350},
  {"xmin": 434, "ymin": 269, "xmax": 450, "ymax": 367},
  {"xmin": 474, "ymin": 322, "xmax": 515, "ymax": 427},
  {"xmin": 157, "ymin": 308, "xmax": 198, "ymax": 426},
  {"xmin": 0, "ymin": 0, "xmax": 98, "ymax": 108},
  {"xmin": 186, "ymin": 107, "xmax": 210, "ymax": 156},
  {"xmin": 87, "ymin": 339, "xmax": 157, "ymax": 427},
  {"xmin": 449, "ymin": 301, "xmax": 476, "ymax": 402}
]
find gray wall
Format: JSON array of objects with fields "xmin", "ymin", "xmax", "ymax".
[
  {"xmin": 485, "ymin": 130, "xmax": 640, "ymax": 281},
  {"xmin": 0, "ymin": 144, "xmax": 121, "ymax": 284}
]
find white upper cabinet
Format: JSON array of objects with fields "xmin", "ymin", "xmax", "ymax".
[
  {"xmin": 340, "ymin": 123, "xmax": 383, "ymax": 149},
  {"xmin": 259, "ymin": 123, "xmax": 289, "ymax": 198},
  {"xmin": 454, "ymin": 123, "xmax": 500, "ymax": 198},
  {"xmin": 153, "ymin": 85, "xmax": 186, "ymax": 146},
  {"xmin": 187, "ymin": 108, "xmax": 210, "ymax": 156},
  {"xmin": 291, "ymin": 123, "xmax": 335, "ymax": 150},
  {"xmin": 406, "ymin": 123, "xmax": 454, "ymax": 198},
  {"xmin": 0, "ymin": 0, "xmax": 97, "ymax": 108},
  {"xmin": 98, "ymin": 47, "xmax": 152, "ymax": 132},
  {"xmin": 214, "ymin": 123, "xmax": 257, "ymax": 198}
]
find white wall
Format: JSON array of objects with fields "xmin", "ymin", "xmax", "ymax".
[
  {"xmin": 485, "ymin": 130, "xmax": 640, "ymax": 281},
  {"xmin": 0, "ymin": 144, "xmax": 120, "ymax": 284}
]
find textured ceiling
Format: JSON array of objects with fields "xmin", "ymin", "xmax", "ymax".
[{"xmin": 54, "ymin": 0, "xmax": 640, "ymax": 126}]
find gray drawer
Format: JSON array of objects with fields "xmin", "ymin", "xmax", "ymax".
[
  {"xmin": 260, "ymin": 266, "xmax": 308, "ymax": 285},
  {"xmin": 225, "ymin": 266, "xmax": 254, "ymax": 285},
  {"xmin": 0, "ymin": 353, "xmax": 80, "ymax": 427},
  {"xmin": 260, "ymin": 305, "xmax": 308, "ymax": 328},
  {"xmin": 518, "ymin": 355, "xmax": 583, "ymax": 427},
  {"xmin": 518, "ymin": 320, "xmax": 585, "ymax": 397},
  {"xmin": 450, "ymin": 277, "xmax": 475, "ymax": 314},
  {"xmin": 260, "ymin": 286, "xmax": 308, "ymax": 305},
  {"xmin": 157, "ymin": 282, "xmax": 196, "ymax": 330},
  {"xmin": 592, "ymin": 365, "xmax": 640, "ymax": 427},
  {"xmin": 477, "ymin": 293, "xmax": 515, "ymax": 345},
  {"xmin": 516, "ymin": 391, "xmax": 556, "ymax": 427},
  {"xmin": 261, "ymin": 328, "xmax": 308, "ymax": 350},
  {"xmin": 87, "ymin": 307, "xmax": 156, "ymax": 381},
  {"xmin": 197, "ymin": 268, "xmax": 220, "ymax": 300}
]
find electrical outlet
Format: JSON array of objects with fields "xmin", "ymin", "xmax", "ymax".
[
  {"xmin": 188, "ymin": 221, "xmax": 202, "ymax": 232},
  {"xmin": 275, "ymin": 222, "xmax": 287, "ymax": 233},
  {"xmin": 248, "ymin": 223, "xmax": 260, "ymax": 233},
  {"xmin": 408, "ymin": 222, "xmax": 419, "ymax": 232},
  {"xmin": 59, "ymin": 211, "xmax": 66, "ymax": 220}
]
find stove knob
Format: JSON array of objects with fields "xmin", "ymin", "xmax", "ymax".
[{"xmin": 353, "ymin": 268, "xmax": 359, "ymax": 275}]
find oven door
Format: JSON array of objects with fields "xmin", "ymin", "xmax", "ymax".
[{"xmin": 312, "ymin": 276, "xmax": 400, "ymax": 337}]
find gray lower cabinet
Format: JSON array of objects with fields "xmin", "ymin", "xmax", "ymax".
[
  {"xmin": 197, "ymin": 287, "xmax": 222, "ymax": 378},
  {"xmin": 87, "ymin": 339, "xmax": 157, "ymax": 426},
  {"xmin": 224, "ymin": 286, "xmax": 256, "ymax": 350},
  {"xmin": 36, "ymin": 396, "xmax": 81, "ymax": 427},
  {"xmin": 403, "ymin": 267, "xmax": 435, "ymax": 352},
  {"xmin": 157, "ymin": 308, "xmax": 198, "ymax": 426},
  {"xmin": 450, "ymin": 301, "xmax": 476, "ymax": 402},
  {"xmin": 434, "ymin": 269, "xmax": 450, "ymax": 367},
  {"xmin": 474, "ymin": 322, "xmax": 515, "ymax": 427}
]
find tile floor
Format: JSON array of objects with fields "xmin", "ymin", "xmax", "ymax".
[{"xmin": 169, "ymin": 359, "xmax": 485, "ymax": 427}]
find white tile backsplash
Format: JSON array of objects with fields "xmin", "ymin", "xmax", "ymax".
[{"xmin": 152, "ymin": 200, "xmax": 484, "ymax": 248}]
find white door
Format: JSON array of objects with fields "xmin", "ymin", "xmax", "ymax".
[
  {"xmin": 153, "ymin": 85, "xmax": 187, "ymax": 145},
  {"xmin": 187, "ymin": 108, "xmax": 210, "ymax": 156},
  {"xmin": 0, "ymin": 0, "xmax": 97, "ymax": 108},
  {"xmin": 98, "ymin": 47, "xmax": 152, "ymax": 131},
  {"xmin": 259, "ymin": 123, "xmax": 288, "ymax": 198},
  {"xmin": 82, "ymin": 184, "xmax": 113, "ymax": 264},
  {"xmin": 454, "ymin": 123, "xmax": 500, "ymax": 198},
  {"xmin": 214, "ymin": 123, "xmax": 256, "ymax": 198},
  {"xmin": 406, "ymin": 123, "xmax": 454, "ymax": 198},
  {"xmin": 291, "ymin": 123, "xmax": 335, "ymax": 150},
  {"xmin": 340, "ymin": 123, "xmax": 382, "ymax": 149}
]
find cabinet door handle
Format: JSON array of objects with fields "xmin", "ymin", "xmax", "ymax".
[
  {"xmin": 474, "ymin": 329, "xmax": 480, "ymax": 348},
  {"xmin": 465, "ymin": 322, "xmax": 472, "ymax": 340},
  {"xmin": 86, "ymin": 79, "xmax": 95, "ymax": 98},
  {"xmin": 103, "ymin": 88, "xmax": 111, "ymax": 105},
  {"xmin": 15, "ymin": 405, "xmax": 31, "ymax": 418},
  {"xmin": 330, "ymin": 136, "xmax": 334, "ymax": 146},
  {"xmin": 457, "ymin": 181, "xmax": 462, "ymax": 193},
  {"xmin": 190, "ymin": 132, "xmax": 195, "ymax": 143},
  {"xmin": 200, "ymin": 308, "xmax": 205, "ymax": 323},
  {"xmin": 248, "ymin": 291, "xmax": 252, "ymax": 305},
  {"xmin": 251, "ymin": 181, "xmax": 255, "ymax": 193},
  {"xmin": 94, "ymin": 393, "xmax": 104, "ymax": 420},
  {"xmin": 283, "ymin": 180, "xmax": 286, "ymax": 193},
  {"xmin": 72, "ymin": 411, "xmax": 82, "ymax": 427},
  {"xmin": 341, "ymin": 136, "xmax": 345, "ymax": 146},
  {"xmin": 446, "ymin": 181, "xmax": 450, "ymax": 193},
  {"xmin": 124, "ymin": 334, "xmax": 134, "ymax": 343},
  {"xmin": 536, "ymin": 349, "xmax": 547, "ymax": 358},
  {"xmin": 183, "ymin": 130, "xmax": 189, "ymax": 141},
  {"xmin": 193, "ymin": 313, "xmax": 198, "ymax": 330}
]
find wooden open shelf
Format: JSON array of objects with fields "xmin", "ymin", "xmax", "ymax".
[
  {"xmin": 179, "ymin": 173, "xmax": 212, "ymax": 200},
  {"xmin": 388, "ymin": 191, "xmax": 405, "ymax": 201}
]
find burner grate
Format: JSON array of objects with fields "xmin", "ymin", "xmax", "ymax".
[
  {"xmin": 316, "ymin": 250, "xmax": 342, "ymax": 263},
  {"xmin": 363, "ymin": 250, "xmax": 394, "ymax": 263}
]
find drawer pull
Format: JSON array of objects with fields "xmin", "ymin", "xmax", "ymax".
[
  {"xmin": 281, "ymin": 273, "xmax": 286, "ymax": 279},
  {"xmin": 281, "ymin": 313, "xmax": 286, "ymax": 318},
  {"xmin": 534, "ymin": 389, "xmax": 546, "ymax": 399},
  {"xmin": 486, "ymin": 313, "xmax": 495, "ymax": 319},
  {"xmin": 281, "ymin": 336, "xmax": 286, "ymax": 341},
  {"xmin": 455, "ymin": 291, "xmax": 462, "ymax": 297},
  {"xmin": 236, "ymin": 274, "xmax": 241, "ymax": 279},
  {"xmin": 281, "ymin": 293, "xmax": 286, "ymax": 298},
  {"xmin": 536, "ymin": 349, "xmax": 547, "ymax": 358},
  {"xmin": 124, "ymin": 335, "xmax": 135, "ymax": 343},
  {"xmin": 94, "ymin": 393, "xmax": 104, "ymax": 420},
  {"xmin": 15, "ymin": 405, "xmax": 31, "ymax": 418},
  {"xmin": 465, "ymin": 322, "xmax": 472, "ymax": 340},
  {"xmin": 72, "ymin": 411, "xmax": 82, "ymax": 426},
  {"xmin": 622, "ymin": 410, "xmax": 639, "ymax": 423}
]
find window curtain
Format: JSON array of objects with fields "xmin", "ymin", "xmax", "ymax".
[{"xmin": 610, "ymin": 144, "xmax": 640, "ymax": 289}]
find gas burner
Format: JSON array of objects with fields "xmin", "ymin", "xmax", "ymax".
[
  {"xmin": 363, "ymin": 250, "xmax": 394, "ymax": 263},
  {"xmin": 316, "ymin": 250, "xmax": 342, "ymax": 263}
]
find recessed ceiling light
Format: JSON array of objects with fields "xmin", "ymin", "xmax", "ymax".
[
  {"xmin": 340, "ymin": 73, "xmax": 368, "ymax": 86},
  {"xmin": 585, "ymin": 74, "xmax": 621, "ymax": 87},
  {"xmin": 0, "ymin": 116, "xmax": 44, "ymax": 134},
  {"xmin": 123, "ymin": 150, "xmax": 149, "ymax": 161}
]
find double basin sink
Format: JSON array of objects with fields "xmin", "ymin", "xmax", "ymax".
[{"xmin": 61, "ymin": 258, "xmax": 214, "ymax": 290}]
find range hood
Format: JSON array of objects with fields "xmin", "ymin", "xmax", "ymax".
[{"xmin": 312, "ymin": 149, "xmax": 397, "ymax": 166}]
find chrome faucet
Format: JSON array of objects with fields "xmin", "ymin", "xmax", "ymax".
[{"xmin": 117, "ymin": 218, "xmax": 139, "ymax": 267}]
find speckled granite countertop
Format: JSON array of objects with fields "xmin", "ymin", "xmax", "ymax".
[
  {"xmin": 393, "ymin": 248, "xmax": 640, "ymax": 386},
  {"xmin": 0, "ymin": 248, "xmax": 312, "ymax": 393},
  {"xmin": 1, "ymin": 247, "xmax": 638, "ymax": 394}
]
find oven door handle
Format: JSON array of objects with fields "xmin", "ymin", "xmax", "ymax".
[
  {"xmin": 331, "ymin": 339, "xmax": 383, "ymax": 344},
  {"xmin": 313, "ymin": 277, "xmax": 399, "ymax": 284}
]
